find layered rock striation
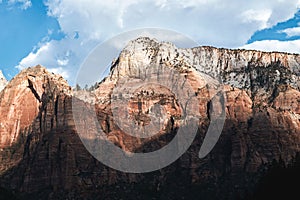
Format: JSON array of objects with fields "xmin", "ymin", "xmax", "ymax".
[{"xmin": 0, "ymin": 38, "xmax": 299, "ymax": 199}]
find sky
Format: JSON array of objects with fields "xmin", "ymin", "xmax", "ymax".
[{"xmin": 0, "ymin": 0, "xmax": 300, "ymax": 85}]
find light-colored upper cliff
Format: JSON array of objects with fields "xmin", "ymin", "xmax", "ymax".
[
  {"xmin": 110, "ymin": 37, "xmax": 300, "ymax": 92},
  {"xmin": 0, "ymin": 70, "xmax": 7, "ymax": 92}
]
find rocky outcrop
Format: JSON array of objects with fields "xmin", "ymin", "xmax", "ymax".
[
  {"xmin": 0, "ymin": 38, "xmax": 299, "ymax": 199},
  {"xmin": 0, "ymin": 65, "xmax": 73, "ymax": 176},
  {"xmin": 0, "ymin": 70, "xmax": 7, "ymax": 92}
]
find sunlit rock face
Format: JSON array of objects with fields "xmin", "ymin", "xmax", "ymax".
[
  {"xmin": 0, "ymin": 70, "xmax": 7, "ymax": 92},
  {"xmin": 0, "ymin": 38, "xmax": 299, "ymax": 199}
]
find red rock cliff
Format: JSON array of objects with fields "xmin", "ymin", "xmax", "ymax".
[{"xmin": 0, "ymin": 38, "xmax": 299, "ymax": 199}]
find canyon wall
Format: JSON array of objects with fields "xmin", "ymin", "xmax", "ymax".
[{"xmin": 0, "ymin": 38, "xmax": 299, "ymax": 199}]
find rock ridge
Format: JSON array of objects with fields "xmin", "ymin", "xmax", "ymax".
[{"xmin": 0, "ymin": 38, "xmax": 299, "ymax": 199}]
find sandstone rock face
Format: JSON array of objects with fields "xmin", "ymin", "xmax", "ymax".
[
  {"xmin": 0, "ymin": 65, "xmax": 73, "ymax": 176},
  {"xmin": 0, "ymin": 70, "xmax": 7, "ymax": 92},
  {"xmin": 0, "ymin": 38, "xmax": 300, "ymax": 199}
]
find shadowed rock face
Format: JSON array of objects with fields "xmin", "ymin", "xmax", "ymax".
[{"xmin": 0, "ymin": 38, "xmax": 300, "ymax": 199}]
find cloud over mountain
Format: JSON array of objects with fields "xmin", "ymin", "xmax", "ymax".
[{"xmin": 15, "ymin": 0, "xmax": 300, "ymax": 84}]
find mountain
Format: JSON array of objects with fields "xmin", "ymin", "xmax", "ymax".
[
  {"xmin": 0, "ymin": 38, "xmax": 299, "ymax": 199},
  {"xmin": 0, "ymin": 70, "xmax": 7, "ymax": 92}
]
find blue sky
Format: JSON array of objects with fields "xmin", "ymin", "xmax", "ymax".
[
  {"xmin": 248, "ymin": 10, "xmax": 300, "ymax": 43},
  {"xmin": 0, "ymin": 0, "xmax": 300, "ymax": 85},
  {"xmin": 0, "ymin": 0, "xmax": 63, "ymax": 78}
]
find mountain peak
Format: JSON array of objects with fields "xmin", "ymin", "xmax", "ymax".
[
  {"xmin": 12, "ymin": 65, "xmax": 71, "ymax": 94},
  {"xmin": 123, "ymin": 37, "xmax": 177, "ymax": 52},
  {"xmin": 0, "ymin": 65, "xmax": 72, "ymax": 148},
  {"xmin": 113, "ymin": 38, "xmax": 300, "ymax": 91},
  {"xmin": 127, "ymin": 36, "xmax": 158, "ymax": 45},
  {"xmin": 0, "ymin": 42, "xmax": 300, "ymax": 199},
  {"xmin": 18, "ymin": 65, "xmax": 54, "ymax": 79}
]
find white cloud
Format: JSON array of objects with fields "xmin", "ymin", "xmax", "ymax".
[
  {"xmin": 15, "ymin": 0, "xmax": 300, "ymax": 85},
  {"xmin": 16, "ymin": 43, "xmax": 51, "ymax": 70},
  {"xmin": 280, "ymin": 27, "xmax": 300, "ymax": 37},
  {"xmin": 241, "ymin": 9, "xmax": 272, "ymax": 29},
  {"xmin": 16, "ymin": 41, "xmax": 74, "ymax": 80},
  {"xmin": 57, "ymin": 58, "xmax": 69, "ymax": 66},
  {"xmin": 8, "ymin": 0, "xmax": 32, "ymax": 10},
  {"xmin": 108, "ymin": 29, "xmax": 196, "ymax": 50},
  {"xmin": 44, "ymin": 0, "xmax": 299, "ymax": 47},
  {"xmin": 48, "ymin": 67, "xmax": 69, "ymax": 79},
  {"xmin": 241, "ymin": 39, "xmax": 300, "ymax": 54}
]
